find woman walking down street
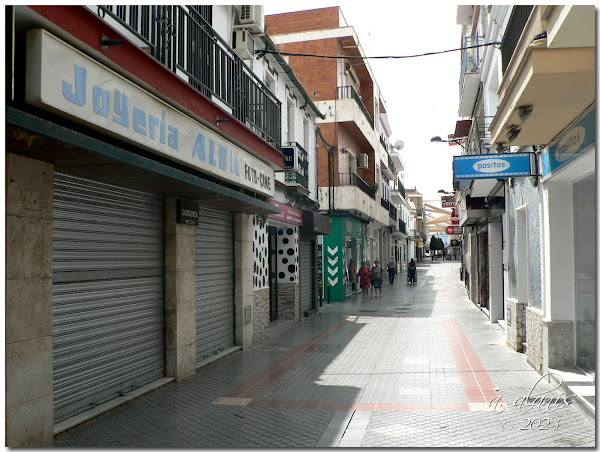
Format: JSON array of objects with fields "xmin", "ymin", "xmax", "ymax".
[
  {"xmin": 408, "ymin": 258, "xmax": 417, "ymax": 284},
  {"xmin": 357, "ymin": 261, "xmax": 372, "ymax": 297},
  {"xmin": 371, "ymin": 260, "xmax": 383, "ymax": 297}
]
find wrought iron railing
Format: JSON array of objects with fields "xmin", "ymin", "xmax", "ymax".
[
  {"xmin": 337, "ymin": 86, "xmax": 374, "ymax": 129},
  {"xmin": 285, "ymin": 171, "xmax": 309, "ymax": 189},
  {"xmin": 501, "ymin": 5, "xmax": 534, "ymax": 74},
  {"xmin": 380, "ymin": 197, "xmax": 390, "ymax": 211},
  {"xmin": 387, "ymin": 153, "xmax": 396, "ymax": 174},
  {"xmin": 397, "ymin": 178, "xmax": 406, "ymax": 200},
  {"xmin": 97, "ymin": 5, "xmax": 281, "ymax": 148},
  {"xmin": 466, "ymin": 116, "xmax": 495, "ymax": 154},
  {"xmin": 399, "ymin": 219, "xmax": 406, "ymax": 234},
  {"xmin": 339, "ymin": 172, "xmax": 376, "ymax": 199},
  {"xmin": 389, "ymin": 204, "xmax": 397, "ymax": 221},
  {"xmin": 459, "ymin": 35, "xmax": 483, "ymax": 98}
]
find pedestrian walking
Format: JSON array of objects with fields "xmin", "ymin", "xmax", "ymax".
[
  {"xmin": 387, "ymin": 258, "xmax": 396, "ymax": 284},
  {"xmin": 348, "ymin": 259, "xmax": 357, "ymax": 292},
  {"xmin": 357, "ymin": 261, "xmax": 372, "ymax": 297},
  {"xmin": 371, "ymin": 260, "xmax": 383, "ymax": 297},
  {"xmin": 408, "ymin": 258, "xmax": 417, "ymax": 284}
]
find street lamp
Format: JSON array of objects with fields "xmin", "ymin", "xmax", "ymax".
[{"xmin": 430, "ymin": 136, "xmax": 466, "ymax": 150}]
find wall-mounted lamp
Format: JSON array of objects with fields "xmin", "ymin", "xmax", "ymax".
[
  {"xmin": 430, "ymin": 136, "xmax": 466, "ymax": 150},
  {"xmin": 101, "ymin": 34, "xmax": 123, "ymax": 51},
  {"xmin": 495, "ymin": 144, "xmax": 507, "ymax": 153},
  {"xmin": 216, "ymin": 117, "xmax": 231, "ymax": 126},
  {"xmin": 506, "ymin": 126, "xmax": 521, "ymax": 143},
  {"xmin": 517, "ymin": 105, "xmax": 534, "ymax": 123}
]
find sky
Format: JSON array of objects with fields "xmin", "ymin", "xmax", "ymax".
[{"xmin": 262, "ymin": 0, "xmax": 465, "ymax": 207}]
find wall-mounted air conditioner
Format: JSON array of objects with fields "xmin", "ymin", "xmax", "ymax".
[
  {"xmin": 232, "ymin": 29, "xmax": 255, "ymax": 60},
  {"xmin": 238, "ymin": 5, "xmax": 265, "ymax": 33},
  {"xmin": 357, "ymin": 153, "xmax": 369, "ymax": 169}
]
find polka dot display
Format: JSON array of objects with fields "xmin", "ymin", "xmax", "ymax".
[
  {"xmin": 252, "ymin": 215, "xmax": 269, "ymax": 289},
  {"xmin": 276, "ymin": 225, "xmax": 298, "ymax": 282}
]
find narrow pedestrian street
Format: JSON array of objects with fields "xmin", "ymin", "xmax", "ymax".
[{"xmin": 53, "ymin": 261, "xmax": 595, "ymax": 448}]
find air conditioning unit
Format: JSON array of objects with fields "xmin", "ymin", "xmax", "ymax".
[
  {"xmin": 357, "ymin": 153, "xmax": 369, "ymax": 169},
  {"xmin": 232, "ymin": 29, "xmax": 255, "ymax": 60},
  {"xmin": 238, "ymin": 5, "xmax": 265, "ymax": 33}
]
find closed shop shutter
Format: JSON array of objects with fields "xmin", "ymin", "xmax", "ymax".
[
  {"xmin": 299, "ymin": 237, "xmax": 315, "ymax": 316},
  {"xmin": 195, "ymin": 205, "xmax": 235, "ymax": 362},
  {"xmin": 52, "ymin": 172, "xmax": 165, "ymax": 423}
]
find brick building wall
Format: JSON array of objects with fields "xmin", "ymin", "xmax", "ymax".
[{"xmin": 265, "ymin": 7, "xmax": 341, "ymax": 35}]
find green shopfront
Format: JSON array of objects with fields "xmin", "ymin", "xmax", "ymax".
[{"xmin": 321, "ymin": 214, "xmax": 366, "ymax": 302}]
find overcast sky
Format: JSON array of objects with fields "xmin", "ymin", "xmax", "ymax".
[{"xmin": 262, "ymin": 0, "xmax": 464, "ymax": 206}]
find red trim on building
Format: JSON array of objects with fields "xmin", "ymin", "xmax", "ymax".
[{"xmin": 29, "ymin": 5, "xmax": 284, "ymax": 168}]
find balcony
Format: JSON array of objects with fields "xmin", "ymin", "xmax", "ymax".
[
  {"xmin": 458, "ymin": 35, "xmax": 484, "ymax": 116},
  {"xmin": 490, "ymin": 5, "xmax": 595, "ymax": 146},
  {"xmin": 339, "ymin": 172, "xmax": 376, "ymax": 199},
  {"xmin": 398, "ymin": 219, "xmax": 406, "ymax": 235},
  {"xmin": 389, "ymin": 204, "xmax": 397, "ymax": 221},
  {"xmin": 380, "ymin": 197, "xmax": 390, "ymax": 211},
  {"xmin": 97, "ymin": 5, "xmax": 281, "ymax": 148},
  {"xmin": 337, "ymin": 86, "xmax": 374, "ymax": 129},
  {"xmin": 465, "ymin": 116, "xmax": 495, "ymax": 154}
]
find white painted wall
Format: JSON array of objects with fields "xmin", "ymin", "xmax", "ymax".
[{"xmin": 488, "ymin": 221, "xmax": 504, "ymax": 322}]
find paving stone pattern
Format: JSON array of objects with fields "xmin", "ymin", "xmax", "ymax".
[{"xmin": 53, "ymin": 262, "xmax": 595, "ymax": 448}]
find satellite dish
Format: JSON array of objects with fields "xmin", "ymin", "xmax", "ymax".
[{"xmin": 394, "ymin": 140, "xmax": 404, "ymax": 150}]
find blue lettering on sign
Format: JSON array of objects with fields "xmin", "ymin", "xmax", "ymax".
[
  {"xmin": 63, "ymin": 64, "xmax": 86, "ymax": 106},
  {"xmin": 218, "ymin": 144, "xmax": 228, "ymax": 170},
  {"xmin": 61, "ymin": 64, "xmax": 179, "ymax": 150}
]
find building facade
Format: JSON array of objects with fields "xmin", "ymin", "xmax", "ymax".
[
  {"xmin": 5, "ymin": 5, "xmax": 330, "ymax": 446},
  {"xmin": 265, "ymin": 7, "xmax": 400, "ymax": 302},
  {"xmin": 454, "ymin": 5, "xmax": 595, "ymax": 387}
]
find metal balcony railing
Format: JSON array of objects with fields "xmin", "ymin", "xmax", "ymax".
[
  {"xmin": 466, "ymin": 116, "xmax": 495, "ymax": 154},
  {"xmin": 339, "ymin": 172, "xmax": 376, "ymax": 199},
  {"xmin": 397, "ymin": 178, "xmax": 406, "ymax": 200},
  {"xmin": 501, "ymin": 5, "xmax": 534, "ymax": 75},
  {"xmin": 380, "ymin": 197, "xmax": 390, "ymax": 211},
  {"xmin": 97, "ymin": 5, "xmax": 281, "ymax": 148},
  {"xmin": 459, "ymin": 35, "xmax": 483, "ymax": 98},
  {"xmin": 389, "ymin": 204, "xmax": 397, "ymax": 221},
  {"xmin": 285, "ymin": 171, "xmax": 309, "ymax": 189},
  {"xmin": 337, "ymin": 86, "xmax": 374, "ymax": 129},
  {"xmin": 398, "ymin": 219, "xmax": 406, "ymax": 235},
  {"xmin": 387, "ymin": 153, "xmax": 396, "ymax": 174}
]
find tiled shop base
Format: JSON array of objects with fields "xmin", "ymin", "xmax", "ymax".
[{"xmin": 213, "ymin": 316, "xmax": 503, "ymax": 411}]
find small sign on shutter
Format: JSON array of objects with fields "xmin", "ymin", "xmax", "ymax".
[{"xmin": 177, "ymin": 199, "xmax": 200, "ymax": 226}]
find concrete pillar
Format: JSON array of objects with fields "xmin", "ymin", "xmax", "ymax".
[
  {"xmin": 5, "ymin": 153, "xmax": 54, "ymax": 446},
  {"xmin": 164, "ymin": 197, "xmax": 196, "ymax": 381},
  {"xmin": 234, "ymin": 213, "xmax": 254, "ymax": 348},
  {"xmin": 488, "ymin": 221, "xmax": 503, "ymax": 322}
]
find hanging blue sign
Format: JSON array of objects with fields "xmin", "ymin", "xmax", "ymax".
[
  {"xmin": 541, "ymin": 104, "xmax": 595, "ymax": 179},
  {"xmin": 453, "ymin": 153, "xmax": 534, "ymax": 179}
]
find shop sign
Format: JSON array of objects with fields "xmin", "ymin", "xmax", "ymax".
[
  {"xmin": 176, "ymin": 199, "xmax": 200, "ymax": 226},
  {"xmin": 453, "ymin": 153, "xmax": 534, "ymax": 179},
  {"xmin": 441, "ymin": 195, "xmax": 455, "ymax": 207},
  {"xmin": 451, "ymin": 217, "xmax": 460, "ymax": 225},
  {"xmin": 446, "ymin": 226, "xmax": 463, "ymax": 235},
  {"xmin": 25, "ymin": 29, "xmax": 275, "ymax": 197},
  {"xmin": 541, "ymin": 104, "xmax": 595, "ymax": 180},
  {"xmin": 302, "ymin": 210, "xmax": 332, "ymax": 235},
  {"xmin": 268, "ymin": 200, "xmax": 302, "ymax": 225}
]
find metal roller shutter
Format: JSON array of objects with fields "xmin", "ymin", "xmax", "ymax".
[
  {"xmin": 299, "ymin": 237, "xmax": 315, "ymax": 317},
  {"xmin": 52, "ymin": 172, "xmax": 165, "ymax": 423},
  {"xmin": 195, "ymin": 205, "xmax": 235, "ymax": 362}
]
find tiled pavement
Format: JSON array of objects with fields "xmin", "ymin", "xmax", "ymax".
[{"xmin": 52, "ymin": 261, "xmax": 595, "ymax": 448}]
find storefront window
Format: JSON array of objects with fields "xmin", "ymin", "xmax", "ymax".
[{"xmin": 574, "ymin": 174, "xmax": 595, "ymax": 377}]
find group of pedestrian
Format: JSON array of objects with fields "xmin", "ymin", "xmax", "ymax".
[{"xmin": 355, "ymin": 257, "xmax": 418, "ymax": 297}]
